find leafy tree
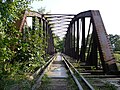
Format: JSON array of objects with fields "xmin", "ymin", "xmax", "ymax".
[
  {"xmin": 0, "ymin": 0, "xmax": 48, "ymax": 89},
  {"xmin": 115, "ymin": 40, "xmax": 120, "ymax": 51},
  {"xmin": 38, "ymin": 7, "xmax": 50, "ymax": 14},
  {"xmin": 108, "ymin": 34, "xmax": 120, "ymax": 51},
  {"xmin": 38, "ymin": 7, "xmax": 46, "ymax": 14},
  {"xmin": 53, "ymin": 35, "xmax": 64, "ymax": 52}
]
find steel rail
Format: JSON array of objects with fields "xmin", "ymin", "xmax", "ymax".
[
  {"xmin": 32, "ymin": 54, "xmax": 57, "ymax": 90},
  {"xmin": 62, "ymin": 54, "xmax": 95, "ymax": 90},
  {"xmin": 62, "ymin": 55, "xmax": 83, "ymax": 90},
  {"xmin": 31, "ymin": 55, "xmax": 54, "ymax": 78}
]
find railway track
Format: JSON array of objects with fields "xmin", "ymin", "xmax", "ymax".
[
  {"xmin": 32, "ymin": 53, "xmax": 94, "ymax": 90},
  {"xmin": 62, "ymin": 54, "xmax": 94, "ymax": 90},
  {"xmin": 63, "ymin": 54, "xmax": 120, "ymax": 90}
]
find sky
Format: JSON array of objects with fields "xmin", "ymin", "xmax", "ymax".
[{"xmin": 30, "ymin": 0, "xmax": 120, "ymax": 37}]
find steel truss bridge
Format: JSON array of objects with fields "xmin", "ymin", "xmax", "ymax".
[{"xmin": 16, "ymin": 10, "xmax": 119, "ymax": 74}]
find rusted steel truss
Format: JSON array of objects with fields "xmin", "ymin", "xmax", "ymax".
[
  {"xmin": 16, "ymin": 10, "xmax": 118, "ymax": 74},
  {"xmin": 64, "ymin": 10, "xmax": 118, "ymax": 74},
  {"xmin": 16, "ymin": 11, "xmax": 55, "ymax": 55}
]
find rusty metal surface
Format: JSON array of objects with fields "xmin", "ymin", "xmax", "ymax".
[
  {"xmin": 91, "ymin": 11, "xmax": 117, "ymax": 65},
  {"xmin": 16, "ymin": 11, "xmax": 46, "ymax": 31},
  {"xmin": 25, "ymin": 11, "xmax": 42, "ymax": 18},
  {"xmin": 15, "ymin": 10, "xmax": 55, "ymax": 55},
  {"xmin": 15, "ymin": 10, "xmax": 118, "ymax": 74},
  {"xmin": 64, "ymin": 10, "xmax": 118, "ymax": 74},
  {"xmin": 69, "ymin": 10, "xmax": 92, "ymax": 26}
]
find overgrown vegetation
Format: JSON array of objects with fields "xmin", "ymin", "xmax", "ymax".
[
  {"xmin": 108, "ymin": 34, "xmax": 120, "ymax": 69},
  {"xmin": 67, "ymin": 71, "xmax": 78, "ymax": 90},
  {"xmin": 39, "ymin": 74, "xmax": 51, "ymax": 89},
  {"xmin": 108, "ymin": 34, "xmax": 120, "ymax": 51},
  {"xmin": 0, "ymin": 0, "xmax": 48, "ymax": 89},
  {"xmin": 54, "ymin": 35, "xmax": 64, "ymax": 52},
  {"xmin": 86, "ymin": 78, "xmax": 117, "ymax": 90},
  {"xmin": 104, "ymin": 82, "xmax": 117, "ymax": 90}
]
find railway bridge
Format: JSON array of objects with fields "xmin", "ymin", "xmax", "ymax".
[{"xmin": 16, "ymin": 10, "xmax": 119, "ymax": 90}]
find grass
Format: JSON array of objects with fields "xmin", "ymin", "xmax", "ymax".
[
  {"xmin": 114, "ymin": 53, "xmax": 120, "ymax": 62},
  {"xmin": 1, "ymin": 75, "xmax": 32, "ymax": 90},
  {"xmin": 64, "ymin": 53, "xmax": 119, "ymax": 90},
  {"xmin": 114, "ymin": 53, "xmax": 120, "ymax": 70},
  {"xmin": 67, "ymin": 71, "xmax": 78, "ymax": 90},
  {"xmin": 39, "ymin": 74, "xmax": 51, "ymax": 90},
  {"xmin": 104, "ymin": 82, "xmax": 117, "ymax": 90},
  {"xmin": 85, "ymin": 78, "xmax": 118, "ymax": 90}
]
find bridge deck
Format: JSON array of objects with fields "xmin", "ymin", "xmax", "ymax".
[
  {"xmin": 46, "ymin": 54, "xmax": 68, "ymax": 78},
  {"xmin": 39, "ymin": 54, "xmax": 74, "ymax": 90}
]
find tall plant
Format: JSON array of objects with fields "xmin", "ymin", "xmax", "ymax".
[{"xmin": 0, "ymin": 0, "xmax": 47, "ymax": 89}]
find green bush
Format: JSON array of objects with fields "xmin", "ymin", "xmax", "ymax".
[
  {"xmin": 114, "ymin": 54, "xmax": 120, "ymax": 62},
  {"xmin": 0, "ymin": 0, "xmax": 48, "ymax": 89},
  {"xmin": 114, "ymin": 51, "xmax": 120, "ymax": 54}
]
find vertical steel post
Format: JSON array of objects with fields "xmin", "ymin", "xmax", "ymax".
[
  {"xmin": 42, "ymin": 18, "xmax": 45, "ymax": 39},
  {"xmin": 42, "ymin": 17, "xmax": 46, "ymax": 58},
  {"xmin": 47, "ymin": 25, "xmax": 52, "ymax": 54},
  {"xmin": 46, "ymin": 21, "xmax": 48, "ymax": 54},
  {"xmin": 65, "ymin": 33, "xmax": 67, "ymax": 55},
  {"xmin": 38, "ymin": 17, "xmax": 41, "ymax": 37},
  {"xmin": 67, "ymin": 28, "xmax": 70, "ymax": 56},
  {"xmin": 91, "ymin": 10, "xmax": 118, "ymax": 73},
  {"xmin": 32, "ymin": 17, "xmax": 35, "ymax": 31},
  {"xmin": 70, "ymin": 25, "xmax": 72, "ymax": 57},
  {"xmin": 86, "ymin": 27, "xmax": 98, "ymax": 68},
  {"xmin": 50, "ymin": 29, "xmax": 55, "ymax": 54},
  {"xmin": 73, "ymin": 23, "xmax": 76, "ymax": 58},
  {"xmin": 80, "ymin": 18, "xmax": 85, "ymax": 62},
  {"xmin": 76, "ymin": 19, "xmax": 79, "ymax": 61},
  {"xmin": 92, "ymin": 25, "xmax": 98, "ymax": 68}
]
